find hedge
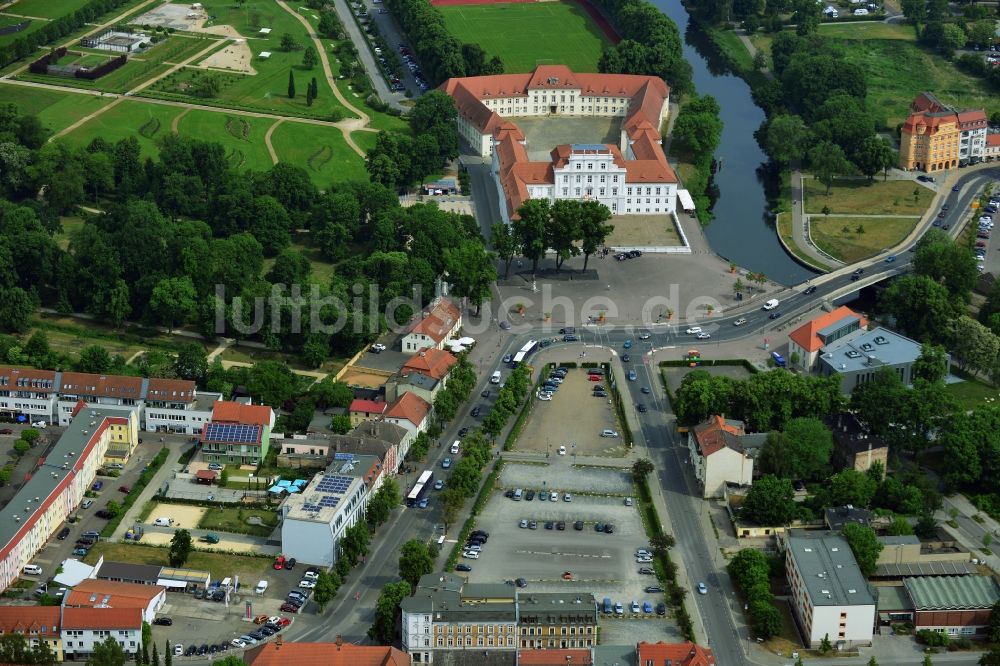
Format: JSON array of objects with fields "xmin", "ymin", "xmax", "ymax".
[
  {"xmin": 29, "ymin": 47, "xmax": 67, "ymax": 74},
  {"xmin": 605, "ymin": 363, "xmax": 634, "ymax": 446},
  {"xmin": 76, "ymin": 53, "xmax": 127, "ymax": 79}
]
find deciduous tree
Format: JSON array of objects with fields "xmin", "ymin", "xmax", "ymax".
[
  {"xmin": 398, "ymin": 539, "xmax": 435, "ymax": 587},
  {"xmin": 842, "ymin": 523, "xmax": 883, "ymax": 577},
  {"xmin": 168, "ymin": 529, "xmax": 192, "ymax": 567}
]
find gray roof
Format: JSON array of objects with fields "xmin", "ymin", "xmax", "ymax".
[
  {"xmin": 904, "ymin": 575, "xmax": 1000, "ymax": 610},
  {"xmin": 825, "ymin": 506, "xmax": 873, "ymax": 530},
  {"xmin": 827, "ymin": 413, "xmax": 887, "ymax": 455},
  {"xmin": 417, "ymin": 572, "xmax": 466, "ymax": 592},
  {"xmin": 818, "ymin": 314, "xmax": 863, "ymax": 340},
  {"xmin": 593, "ymin": 645, "xmax": 637, "ymax": 666},
  {"xmin": 347, "ymin": 420, "xmax": 409, "ymax": 447},
  {"xmin": 398, "ymin": 373, "xmax": 438, "ymax": 390},
  {"xmin": 787, "ymin": 532, "xmax": 876, "ymax": 607},
  {"xmin": 517, "ymin": 592, "xmax": 598, "ymax": 624},
  {"xmin": 878, "ymin": 535, "xmax": 920, "ymax": 546},
  {"xmin": 432, "ymin": 652, "xmax": 514, "ymax": 666},
  {"xmin": 0, "ymin": 407, "xmax": 126, "ymax": 555},
  {"xmin": 96, "ymin": 561, "xmax": 162, "ymax": 582},
  {"xmin": 818, "ymin": 327, "xmax": 927, "ymax": 375},
  {"xmin": 465, "ymin": 583, "xmax": 517, "ymax": 599},
  {"xmin": 875, "ymin": 560, "xmax": 977, "ymax": 578},
  {"xmin": 876, "ymin": 585, "xmax": 913, "ymax": 612}
]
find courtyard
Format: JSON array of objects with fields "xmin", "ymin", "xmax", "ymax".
[{"xmin": 511, "ymin": 115, "xmax": 621, "ymax": 161}]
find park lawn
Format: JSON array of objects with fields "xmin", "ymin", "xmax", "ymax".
[
  {"xmin": 776, "ymin": 212, "xmax": 834, "ymax": 272},
  {"xmin": 270, "ymin": 121, "xmax": 369, "ymax": 185},
  {"xmin": 945, "ymin": 377, "xmax": 1000, "ymax": 409},
  {"xmin": 810, "ymin": 215, "xmax": 919, "ymax": 263},
  {"xmin": 197, "ymin": 507, "xmax": 279, "ymax": 537},
  {"xmin": 83, "ymin": 542, "xmax": 272, "ymax": 581},
  {"xmin": 32, "ymin": 322, "xmax": 147, "ymax": 360},
  {"xmin": 0, "ymin": 83, "xmax": 113, "ymax": 133},
  {"xmin": 748, "ymin": 31, "xmax": 774, "ymax": 59},
  {"xmin": 352, "ymin": 129, "xmax": 379, "ymax": 155},
  {"xmin": 61, "ymin": 99, "xmax": 183, "ymax": 157},
  {"xmin": 55, "ymin": 217, "xmax": 85, "ymax": 250},
  {"xmin": 440, "ymin": 1, "xmax": 609, "ymax": 73},
  {"xmin": 709, "ymin": 27, "xmax": 754, "ymax": 72},
  {"xmin": 803, "ymin": 177, "xmax": 934, "ymax": 215},
  {"xmin": 175, "ymin": 108, "xmax": 275, "ymax": 172},
  {"xmin": 835, "ymin": 38, "xmax": 997, "ymax": 128},
  {"xmin": 0, "ymin": 16, "xmax": 49, "ymax": 47},
  {"xmin": 262, "ymin": 240, "xmax": 338, "ymax": 284},
  {"xmin": 818, "ymin": 22, "xmax": 916, "ymax": 40},
  {"xmin": 6, "ymin": 0, "xmax": 92, "ymax": 19}
]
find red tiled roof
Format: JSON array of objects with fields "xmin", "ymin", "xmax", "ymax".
[
  {"xmin": 66, "ymin": 579, "xmax": 164, "ymax": 609},
  {"xmin": 384, "ymin": 392, "xmax": 430, "ymax": 428},
  {"xmin": 350, "ymin": 399, "xmax": 386, "ymax": 416},
  {"xmin": 988, "ymin": 134, "xmax": 1000, "ymax": 147},
  {"xmin": 62, "ymin": 607, "xmax": 143, "ymax": 630},
  {"xmin": 902, "ymin": 94, "xmax": 987, "ymax": 137},
  {"xmin": 0, "ymin": 367, "xmax": 57, "ymax": 389},
  {"xmin": 211, "ymin": 401, "xmax": 274, "ymax": 426},
  {"xmin": 788, "ymin": 306, "xmax": 868, "ymax": 353},
  {"xmin": 517, "ymin": 649, "xmax": 592, "ymax": 665},
  {"xmin": 407, "ymin": 299, "xmax": 461, "ymax": 344},
  {"xmin": 59, "ymin": 372, "xmax": 142, "ymax": 401},
  {"xmin": 244, "ymin": 640, "xmax": 410, "ymax": 666},
  {"xmin": 146, "ymin": 378, "xmax": 197, "ymax": 403},
  {"xmin": 402, "ymin": 348, "xmax": 457, "ymax": 381},
  {"xmin": 692, "ymin": 415, "xmax": 744, "ymax": 457},
  {"xmin": 637, "ymin": 641, "xmax": 715, "ymax": 666},
  {"xmin": 195, "ymin": 469, "xmax": 217, "ymax": 480},
  {"xmin": 0, "ymin": 607, "xmax": 60, "ymax": 637},
  {"xmin": 910, "ymin": 92, "xmax": 947, "ymax": 114}
]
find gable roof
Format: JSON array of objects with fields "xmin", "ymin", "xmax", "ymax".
[
  {"xmin": 407, "ymin": 299, "xmax": 461, "ymax": 344},
  {"xmin": 692, "ymin": 415, "xmax": 746, "ymax": 457},
  {"xmin": 636, "ymin": 642, "xmax": 715, "ymax": 666},
  {"xmin": 789, "ymin": 306, "xmax": 868, "ymax": 353},
  {"xmin": 61, "ymin": 607, "xmax": 143, "ymax": 630},
  {"xmin": 58, "ymin": 372, "xmax": 143, "ymax": 401},
  {"xmin": 0, "ymin": 607, "xmax": 60, "ymax": 638},
  {"xmin": 244, "ymin": 640, "xmax": 410, "ymax": 666},
  {"xmin": 146, "ymin": 378, "xmax": 197, "ymax": 403},
  {"xmin": 350, "ymin": 399, "xmax": 386, "ymax": 416},
  {"xmin": 904, "ymin": 575, "xmax": 1000, "ymax": 610},
  {"xmin": 65, "ymin": 579, "xmax": 164, "ymax": 609},
  {"xmin": 402, "ymin": 348, "xmax": 457, "ymax": 381},
  {"xmin": 211, "ymin": 401, "xmax": 274, "ymax": 426},
  {"xmin": 384, "ymin": 392, "xmax": 430, "ymax": 427}
]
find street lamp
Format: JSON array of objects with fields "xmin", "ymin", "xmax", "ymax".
[{"xmin": 248, "ymin": 473, "xmax": 253, "ymax": 494}]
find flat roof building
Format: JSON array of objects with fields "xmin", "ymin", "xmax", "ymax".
[{"xmin": 816, "ymin": 327, "xmax": 946, "ymax": 395}]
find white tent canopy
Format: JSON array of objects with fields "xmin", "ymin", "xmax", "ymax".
[
  {"xmin": 677, "ymin": 189, "xmax": 696, "ymax": 211},
  {"xmin": 457, "ymin": 337, "xmax": 475, "ymax": 345}
]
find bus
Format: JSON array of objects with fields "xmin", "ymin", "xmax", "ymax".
[
  {"xmin": 510, "ymin": 340, "xmax": 538, "ymax": 368},
  {"xmin": 406, "ymin": 470, "xmax": 434, "ymax": 507}
]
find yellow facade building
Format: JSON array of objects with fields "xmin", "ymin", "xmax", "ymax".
[{"xmin": 899, "ymin": 92, "xmax": 987, "ymax": 172}]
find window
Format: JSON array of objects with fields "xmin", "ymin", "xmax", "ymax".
[
  {"xmin": 575, "ymin": 188, "xmax": 581, "ymax": 196},
  {"xmin": 562, "ymin": 188, "xmax": 568, "ymax": 196},
  {"xmin": 575, "ymin": 175, "xmax": 581, "ymax": 183},
  {"xmin": 587, "ymin": 175, "xmax": 593, "ymax": 183},
  {"xmin": 600, "ymin": 175, "xmax": 606, "ymax": 183},
  {"xmin": 599, "ymin": 188, "xmax": 605, "ymax": 196}
]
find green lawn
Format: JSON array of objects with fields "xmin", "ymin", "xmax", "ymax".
[
  {"xmin": 0, "ymin": 83, "xmax": 114, "ymax": 133},
  {"xmin": 817, "ymin": 22, "xmax": 916, "ymax": 40},
  {"xmin": 176, "ymin": 108, "xmax": 275, "ymax": 172},
  {"xmin": 944, "ymin": 377, "xmax": 1000, "ymax": 409},
  {"xmin": 810, "ymin": 215, "xmax": 920, "ymax": 262},
  {"xmin": 0, "ymin": 15, "xmax": 49, "ymax": 47},
  {"xmin": 84, "ymin": 542, "xmax": 272, "ymax": 581},
  {"xmin": 836, "ymin": 38, "xmax": 997, "ymax": 128},
  {"xmin": 803, "ymin": 178, "xmax": 934, "ymax": 215},
  {"xmin": 709, "ymin": 27, "xmax": 754, "ymax": 72},
  {"xmin": 5, "ymin": 0, "xmax": 92, "ymax": 19},
  {"xmin": 440, "ymin": 1, "xmax": 610, "ymax": 73},
  {"xmin": 197, "ymin": 506, "xmax": 279, "ymax": 537},
  {"xmin": 61, "ymin": 99, "xmax": 183, "ymax": 156},
  {"xmin": 270, "ymin": 121, "xmax": 369, "ymax": 185}
]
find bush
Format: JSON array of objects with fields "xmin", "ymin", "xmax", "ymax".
[{"xmin": 916, "ymin": 629, "xmax": 950, "ymax": 647}]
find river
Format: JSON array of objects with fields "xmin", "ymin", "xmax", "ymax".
[{"xmin": 649, "ymin": 0, "xmax": 815, "ymax": 285}]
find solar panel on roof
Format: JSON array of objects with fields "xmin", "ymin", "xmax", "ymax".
[
  {"xmin": 315, "ymin": 475, "xmax": 352, "ymax": 494},
  {"xmin": 205, "ymin": 422, "xmax": 260, "ymax": 442}
]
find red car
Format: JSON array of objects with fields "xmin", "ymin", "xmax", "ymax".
[
  {"xmin": 588, "ymin": 375, "xmax": 601, "ymax": 382},
  {"xmin": 0, "ymin": 428, "xmax": 12, "ymax": 435},
  {"xmin": 280, "ymin": 602, "xmax": 299, "ymax": 613},
  {"xmin": 118, "ymin": 485, "xmax": 130, "ymax": 493},
  {"xmin": 273, "ymin": 555, "xmax": 286, "ymax": 570}
]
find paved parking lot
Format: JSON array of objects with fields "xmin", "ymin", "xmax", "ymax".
[
  {"xmin": 515, "ymin": 369, "xmax": 624, "ymax": 457},
  {"xmin": 500, "ymin": 462, "xmax": 631, "ymax": 496}
]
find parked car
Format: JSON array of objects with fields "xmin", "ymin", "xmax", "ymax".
[
  {"xmin": 153, "ymin": 617, "xmax": 173, "ymax": 626},
  {"xmin": 57, "ymin": 527, "xmax": 70, "ymax": 540}
]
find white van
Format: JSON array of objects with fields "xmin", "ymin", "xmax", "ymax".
[
  {"xmin": 450, "ymin": 440, "xmax": 460, "ymax": 454},
  {"xmin": 513, "ymin": 488, "xmax": 523, "ymax": 501},
  {"xmin": 853, "ymin": 7, "xmax": 868, "ymax": 14},
  {"xmin": 490, "ymin": 371, "xmax": 502, "ymax": 384},
  {"xmin": 255, "ymin": 580, "xmax": 268, "ymax": 594},
  {"xmin": 762, "ymin": 299, "xmax": 779, "ymax": 310},
  {"xmin": 153, "ymin": 517, "xmax": 173, "ymax": 527},
  {"xmin": 23, "ymin": 564, "xmax": 42, "ymax": 576}
]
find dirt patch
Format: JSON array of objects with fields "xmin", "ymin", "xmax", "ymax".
[
  {"xmin": 339, "ymin": 368, "xmax": 393, "ymax": 388},
  {"xmin": 133, "ymin": 3, "xmax": 246, "ymax": 39},
  {"xmin": 140, "ymin": 531, "xmax": 265, "ymax": 553},
  {"xmin": 145, "ymin": 502, "xmax": 207, "ymax": 529},
  {"xmin": 198, "ymin": 39, "xmax": 255, "ymax": 73}
]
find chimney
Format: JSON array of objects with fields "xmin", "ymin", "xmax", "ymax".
[
  {"xmin": 275, "ymin": 635, "xmax": 282, "ymax": 648},
  {"xmin": 335, "ymin": 635, "xmax": 343, "ymax": 649}
]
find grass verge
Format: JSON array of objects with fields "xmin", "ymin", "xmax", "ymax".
[
  {"xmin": 803, "ymin": 177, "xmax": 933, "ymax": 215},
  {"xmin": 776, "ymin": 212, "xmax": 834, "ymax": 272},
  {"xmin": 810, "ymin": 215, "xmax": 919, "ymax": 263},
  {"xmin": 84, "ymin": 542, "xmax": 271, "ymax": 580}
]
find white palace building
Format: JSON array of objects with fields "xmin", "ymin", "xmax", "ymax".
[{"xmin": 441, "ymin": 65, "xmax": 680, "ymax": 222}]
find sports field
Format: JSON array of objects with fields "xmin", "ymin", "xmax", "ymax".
[{"xmin": 439, "ymin": 1, "xmax": 610, "ymax": 73}]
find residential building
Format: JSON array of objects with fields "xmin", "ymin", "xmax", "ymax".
[
  {"xmin": 61, "ymin": 607, "xmax": 142, "ymax": 659},
  {"xmin": 384, "ymin": 392, "xmax": 431, "ymax": 460},
  {"xmin": 199, "ymin": 400, "xmax": 275, "ymax": 467},
  {"xmin": 903, "ymin": 575, "xmax": 1000, "ymax": 635},
  {"xmin": 986, "ymin": 133, "xmax": 1000, "ymax": 160},
  {"xmin": 349, "ymin": 398, "xmax": 386, "ymax": 427},
  {"xmin": 827, "ymin": 413, "xmax": 888, "ymax": 474},
  {"xmin": 55, "ymin": 373, "xmax": 144, "ymax": 427},
  {"xmin": 636, "ymin": 642, "xmax": 715, "ymax": 666},
  {"xmin": 64, "ymin": 579, "xmax": 166, "ymax": 623},
  {"xmin": 816, "ymin": 327, "xmax": 946, "ymax": 395},
  {"xmin": 402, "ymin": 298, "xmax": 462, "ymax": 353},
  {"xmin": 899, "ymin": 92, "xmax": 987, "ymax": 171},
  {"xmin": 93, "ymin": 561, "xmax": 162, "ymax": 586},
  {"xmin": 0, "ymin": 407, "xmax": 129, "ymax": 593},
  {"xmin": 516, "ymin": 593, "xmax": 598, "ymax": 649},
  {"xmin": 0, "ymin": 367, "xmax": 58, "ymax": 423},
  {"xmin": 0, "ymin": 607, "xmax": 63, "ymax": 661},
  {"xmin": 401, "ymin": 573, "xmax": 518, "ymax": 663},
  {"xmin": 244, "ymin": 636, "xmax": 410, "ymax": 666},
  {"xmin": 386, "ymin": 348, "xmax": 458, "ymax": 404},
  {"xmin": 82, "ymin": 401, "xmax": 139, "ymax": 467},
  {"xmin": 279, "ymin": 456, "xmax": 380, "ymax": 567},
  {"xmin": 143, "ymin": 378, "xmax": 220, "ymax": 434},
  {"xmin": 441, "ymin": 66, "xmax": 677, "ymax": 222},
  {"xmin": 824, "ymin": 505, "xmax": 873, "ymax": 531},
  {"xmin": 787, "ymin": 306, "xmax": 868, "ymax": 372},
  {"xmin": 785, "ymin": 532, "xmax": 876, "ymax": 649},
  {"xmin": 516, "ymin": 648, "xmax": 592, "ymax": 666},
  {"xmin": 687, "ymin": 415, "xmax": 766, "ymax": 498}
]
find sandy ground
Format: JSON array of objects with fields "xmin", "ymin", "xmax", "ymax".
[
  {"xmin": 140, "ymin": 532, "xmax": 263, "ymax": 553},
  {"xmin": 145, "ymin": 502, "xmax": 207, "ymax": 529},
  {"xmin": 199, "ymin": 40, "xmax": 256, "ymax": 74},
  {"xmin": 338, "ymin": 369, "xmax": 392, "ymax": 388},
  {"xmin": 134, "ymin": 4, "xmax": 246, "ymax": 39}
]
